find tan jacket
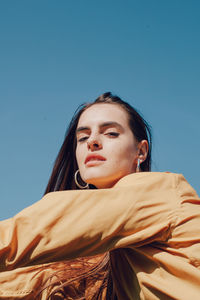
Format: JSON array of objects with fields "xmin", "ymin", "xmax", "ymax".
[{"xmin": 0, "ymin": 172, "xmax": 200, "ymax": 299}]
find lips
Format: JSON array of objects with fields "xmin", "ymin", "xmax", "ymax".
[{"xmin": 85, "ymin": 154, "xmax": 106, "ymax": 164}]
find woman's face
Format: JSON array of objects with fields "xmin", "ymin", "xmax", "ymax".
[{"xmin": 76, "ymin": 103, "xmax": 141, "ymax": 188}]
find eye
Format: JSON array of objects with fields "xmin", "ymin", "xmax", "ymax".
[
  {"xmin": 105, "ymin": 132, "xmax": 119, "ymax": 138},
  {"xmin": 77, "ymin": 136, "xmax": 89, "ymax": 142}
]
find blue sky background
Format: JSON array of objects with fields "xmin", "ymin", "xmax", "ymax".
[{"xmin": 0, "ymin": 1, "xmax": 199, "ymax": 220}]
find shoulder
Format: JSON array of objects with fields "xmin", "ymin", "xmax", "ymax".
[
  {"xmin": 114, "ymin": 172, "xmax": 183, "ymax": 189},
  {"xmin": 115, "ymin": 172, "xmax": 199, "ymax": 199}
]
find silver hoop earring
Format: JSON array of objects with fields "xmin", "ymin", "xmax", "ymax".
[
  {"xmin": 136, "ymin": 159, "xmax": 140, "ymax": 173},
  {"xmin": 74, "ymin": 170, "xmax": 89, "ymax": 189}
]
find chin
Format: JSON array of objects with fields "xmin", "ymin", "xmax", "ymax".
[
  {"xmin": 83, "ymin": 168, "xmax": 106, "ymax": 181},
  {"xmin": 81, "ymin": 166, "xmax": 130, "ymax": 188},
  {"xmin": 84, "ymin": 174, "xmax": 120, "ymax": 189}
]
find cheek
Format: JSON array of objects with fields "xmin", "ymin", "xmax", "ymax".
[
  {"xmin": 75, "ymin": 147, "xmax": 82, "ymax": 167},
  {"xmin": 76, "ymin": 145, "xmax": 88, "ymax": 171},
  {"xmin": 109, "ymin": 143, "xmax": 137, "ymax": 167}
]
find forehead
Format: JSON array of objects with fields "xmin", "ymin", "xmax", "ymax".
[{"xmin": 77, "ymin": 103, "xmax": 129, "ymax": 127}]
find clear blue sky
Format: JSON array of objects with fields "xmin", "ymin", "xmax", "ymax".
[{"xmin": 0, "ymin": 1, "xmax": 199, "ymax": 220}]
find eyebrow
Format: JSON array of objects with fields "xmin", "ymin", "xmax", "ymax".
[{"xmin": 76, "ymin": 121, "xmax": 124, "ymax": 133}]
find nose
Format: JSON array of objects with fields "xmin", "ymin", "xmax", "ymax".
[{"xmin": 87, "ymin": 136, "xmax": 102, "ymax": 151}]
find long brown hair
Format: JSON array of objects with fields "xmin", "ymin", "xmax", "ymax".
[{"xmin": 39, "ymin": 92, "xmax": 152, "ymax": 299}]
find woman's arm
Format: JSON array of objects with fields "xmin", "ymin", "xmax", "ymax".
[{"xmin": 0, "ymin": 172, "xmax": 197, "ymax": 271}]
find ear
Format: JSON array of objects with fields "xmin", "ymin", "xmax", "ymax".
[{"xmin": 137, "ymin": 140, "xmax": 148, "ymax": 164}]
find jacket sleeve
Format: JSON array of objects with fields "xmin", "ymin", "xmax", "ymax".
[{"xmin": 0, "ymin": 172, "xmax": 196, "ymax": 272}]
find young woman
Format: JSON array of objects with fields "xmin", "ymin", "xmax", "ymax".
[{"xmin": 0, "ymin": 92, "xmax": 200, "ymax": 299}]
